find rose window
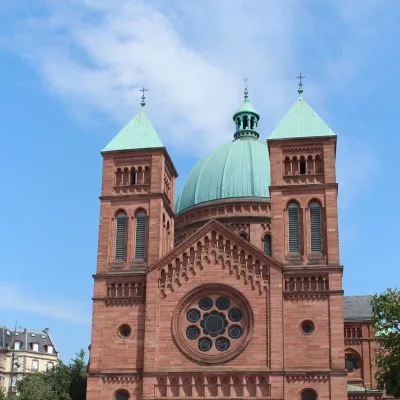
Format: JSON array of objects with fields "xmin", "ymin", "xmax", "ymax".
[{"xmin": 173, "ymin": 285, "xmax": 254, "ymax": 364}]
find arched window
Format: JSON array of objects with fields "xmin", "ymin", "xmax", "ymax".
[
  {"xmin": 116, "ymin": 169, "xmax": 123, "ymax": 186},
  {"xmin": 301, "ymin": 389, "xmax": 317, "ymax": 400},
  {"xmin": 345, "ymin": 353, "xmax": 360, "ymax": 372},
  {"xmin": 288, "ymin": 202, "xmax": 300, "ymax": 253},
  {"xmin": 263, "ymin": 235, "xmax": 272, "ymax": 256},
  {"xmin": 115, "ymin": 389, "xmax": 130, "ymax": 400},
  {"xmin": 309, "ymin": 202, "xmax": 322, "ymax": 253},
  {"xmin": 284, "ymin": 157, "xmax": 291, "ymax": 175},
  {"xmin": 135, "ymin": 211, "xmax": 147, "ymax": 260},
  {"xmin": 115, "ymin": 212, "xmax": 127, "ymax": 261},
  {"xmin": 130, "ymin": 168, "xmax": 136, "ymax": 185},
  {"xmin": 243, "ymin": 115, "xmax": 248, "ymax": 129},
  {"xmin": 299, "ymin": 156, "xmax": 306, "ymax": 174},
  {"xmin": 315, "ymin": 154, "xmax": 322, "ymax": 173}
]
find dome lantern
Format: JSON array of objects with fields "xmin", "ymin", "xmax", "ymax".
[{"xmin": 233, "ymin": 78, "xmax": 260, "ymax": 140}]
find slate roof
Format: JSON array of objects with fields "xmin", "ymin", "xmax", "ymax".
[
  {"xmin": 0, "ymin": 325, "xmax": 57, "ymax": 355},
  {"xmin": 343, "ymin": 295, "xmax": 372, "ymax": 321}
]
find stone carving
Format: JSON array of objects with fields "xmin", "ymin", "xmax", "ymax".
[
  {"xmin": 102, "ymin": 281, "xmax": 146, "ymax": 306},
  {"xmin": 154, "ymin": 374, "xmax": 270, "ymax": 398},
  {"xmin": 114, "ymin": 156, "xmax": 151, "ymax": 165},
  {"xmin": 102, "ymin": 375, "xmax": 142, "ymax": 383},
  {"xmin": 284, "ymin": 275, "xmax": 328, "ymax": 292},
  {"xmin": 286, "ymin": 374, "xmax": 328, "ymax": 383},
  {"xmin": 158, "ymin": 231, "xmax": 270, "ymax": 296}
]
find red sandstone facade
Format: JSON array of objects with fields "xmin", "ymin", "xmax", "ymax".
[{"xmin": 87, "ymin": 132, "xmax": 383, "ymax": 400}]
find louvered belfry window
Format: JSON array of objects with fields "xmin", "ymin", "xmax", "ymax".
[
  {"xmin": 310, "ymin": 202, "xmax": 322, "ymax": 252},
  {"xmin": 135, "ymin": 211, "xmax": 147, "ymax": 260},
  {"xmin": 115, "ymin": 212, "xmax": 127, "ymax": 260},
  {"xmin": 288, "ymin": 202, "xmax": 300, "ymax": 253},
  {"xmin": 264, "ymin": 235, "xmax": 272, "ymax": 256}
]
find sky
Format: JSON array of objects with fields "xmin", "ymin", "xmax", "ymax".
[{"xmin": 0, "ymin": 0, "xmax": 399, "ymax": 362}]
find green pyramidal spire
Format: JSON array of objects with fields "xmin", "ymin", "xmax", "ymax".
[
  {"xmin": 269, "ymin": 75, "xmax": 336, "ymax": 140},
  {"xmin": 102, "ymin": 87, "xmax": 164, "ymax": 152}
]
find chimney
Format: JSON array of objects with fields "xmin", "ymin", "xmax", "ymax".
[{"xmin": 44, "ymin": 328, "xmax": 49, "ymax": 333}]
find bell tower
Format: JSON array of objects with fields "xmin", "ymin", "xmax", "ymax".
[
  {"xmin": 267, "ymin": 77, "xmax": 347, "ymax": 399},
  {"xmin": 87, "ymin": 89, "xmax": 178, "ymax": 400},
  {"xmin": 267, "ymin": 76, "xmax": 339, "ymax": 266}
]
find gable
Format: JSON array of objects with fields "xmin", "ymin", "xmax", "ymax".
[{"xmin": 148, "ymin": 219, "xmax": 281, "ymax": 297}]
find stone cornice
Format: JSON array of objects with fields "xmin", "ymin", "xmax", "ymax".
[
  {"xmin": 283, "ymin": 265, "xmax": 343, "ymax": 273},
  {"xmin": 269, "ymin": 183, "xmax": 338, "ymax": 192}
]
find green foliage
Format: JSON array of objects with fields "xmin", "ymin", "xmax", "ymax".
[
  {"xmin": 371, "ymin": 288, "xmax": 400, "ymax": 398},
  {"xmin": 14, "ymin": 350, "xmax": 87, "ymax": 400},
  {"xmin": 0, "ymin": 387, "xmax": 7, "ymax": 399}
]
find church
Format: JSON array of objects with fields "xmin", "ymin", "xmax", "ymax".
[{"xmin": 86, "ymin": 79, "xmax": 385, "ymax": 400}]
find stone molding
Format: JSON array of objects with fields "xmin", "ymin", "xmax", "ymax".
[
  {"xmin": 102, "ymin": 375, "xmax": 142, "ymax": 383},
  {"xmin": 152, "ymin": 373, "xmax": 271, "ymax": 398},
  {"xmin": 285, "ymin": 373, "xmax": 329, "ymax": 383},
  {"xmin": 283, "ymin": 293, "xmax": 329, "ymax": 301}
]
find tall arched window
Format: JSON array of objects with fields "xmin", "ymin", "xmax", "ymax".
[
  {"xmin": 115, "ymin": 212, "xmax": 127, "ymax": 260},
  {"xmin": 301, "ymin": 389, "xmax": 317, "ymax": 400},
  {"xmin": 135, "ymin": 211, "xmax": 147, "ymax": 260},
  {"xmin": 288, "ymin": 202, "xmax": 300, "ymax": 253},
  {"xmin": 263, "ymin": 235, "xmax": 272, "ymax": 256},
  {"xmin": 115, "ymin": 390, "xmax": 130, "ymax": 400},
  {"xmin": 309, "ymin": 202, "xmax": 322, "ymax": 253}
]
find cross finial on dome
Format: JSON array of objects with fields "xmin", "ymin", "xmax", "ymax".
[
  {"xmin": 244, "ymin": 76, "xmax": 249, "ymax": 102},
  {"xmin": 296, "ymin": 73, "xmax": 305, "ymax": 98},
  {"xmin": 140, "ymin": 86, "xmax": 148, "ymax": 107}
]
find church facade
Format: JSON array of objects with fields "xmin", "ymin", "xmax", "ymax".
[{"xmin": 86, "ymin": 83, "xmax": 384, "ymax": 400}]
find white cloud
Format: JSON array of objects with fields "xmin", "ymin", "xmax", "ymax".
[
  {"xmin": 5, "ymin": 0, "xmax": 383, "ymax": 204},
  {"xmin": 0, "ymin": 282, "xmax": 91, "ymax": 325},
  {"xmin": 10, "ymin": 0, "xmax": 301, "ymax": 154}
]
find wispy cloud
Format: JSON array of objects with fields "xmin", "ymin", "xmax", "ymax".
[
  {"xmin": 0, "ymin": 282, "xmax": 91, "ymax": 325},
  {"xmin": 4, "ymin": 0, "xmax": 387, "ymax": 204}
]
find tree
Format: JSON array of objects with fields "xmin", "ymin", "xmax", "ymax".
[
  {"xmin": 15, "ymin": 350, "xmax": 87, "ymax": 400},
  {"xmin": 371, "ymin": 288, "xmax": 400, "ymax": 398}
]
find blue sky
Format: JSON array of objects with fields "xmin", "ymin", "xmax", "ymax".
[{"xmin": 0, "ymin": 0, "xmax": 399, "ymax": 362}]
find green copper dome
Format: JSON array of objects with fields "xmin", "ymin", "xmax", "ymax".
[{"xmin": 175, "ymin": 137, "xmax": 270, "ymax": 214}]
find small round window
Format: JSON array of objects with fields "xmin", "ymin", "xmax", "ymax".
[
  {"xmin": 300, "ymin": 320, "xmax": 315, "ymax": 335},
  {"xmin": 118, "ymin": 324, "xmax": 132, "ymax": 338}
]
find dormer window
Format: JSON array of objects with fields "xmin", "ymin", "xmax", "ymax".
[
  {"xmin": 14, "ymin": 341, "xmax": 21, "ymax": 351},
  {"xmin": 32, "ymin": 343, "xmax": 39, "ymax": 352},
  {"xmin": 47, "ymin": 345, "xmax": 54, "ymax": 354}
]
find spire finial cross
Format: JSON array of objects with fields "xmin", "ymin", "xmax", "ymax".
[
  {"xmin": 140, "ymin": 86, "xmax": 148, "ymax": 107},
  {"xmin": 296, "ymin": 73, "xmax": 305, "ymax": 97},
  {"xmin": 244, "ymin": 76, "xmax": 249, "ymax": 101}
]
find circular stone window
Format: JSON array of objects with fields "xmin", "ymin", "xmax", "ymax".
[
  {"xmin": 118, "ymin": 324, "xmax": 132, "ymax": 338},
  {"xmin": 172, "ymin": 284, "xmax": 254, "ymax": 364},
  {"xmin": 300, "ymin": 320, "xmax": 315, "ymax": 335}
]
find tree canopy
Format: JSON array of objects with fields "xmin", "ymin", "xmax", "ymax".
[
  {"xmin": 371, "ymin": 288, "xmax": 400, "ymax": 398},
  {"xmin": 6, "ymin": 350, "xmax": 87, "ymax": 400}
]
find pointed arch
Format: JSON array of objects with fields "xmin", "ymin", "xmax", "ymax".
[{"xmin": 115, "ymin": 210, "xmax": 127, "ymax": 260}]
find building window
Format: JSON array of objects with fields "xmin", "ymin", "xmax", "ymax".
[
  {"xmin": 10, "ymin": 376, "xmax": 16, "ymax": 388},
  {"xmin": 118, "ymin": 324, "xmax": 132, "ymax": 338},
  {"xmin": 47, "ymin": 345, "xmax": 53, "ymax": 354},
  {"xmin": 115, "ymin": 211, "xmax": 127, "ymax": 261},
  {"xmin": 239, "ymin": 232, "xmax": 249, "ymax": 240},
  {"xmin": 300, "ymin": 320, "xmax": 315, "ymax": 335},
  {"xmin": 32, "ymin": 359, "xmax": 38, "ymax": 371},
  {"xmin": 309, "ymin": 202, "xmax": 322, "ymax": 253},
  {"xmin": 301, "ymin": 389, "xmax": 318, "ymax": 400},
  {"xmin": 345, "ymin": 353, "xmax": 360, "ymax": 372},
  {"xmin": 134, "ymin": 211, "xmax": 147, "ymax": 260},
  {"xmin": 288, "ymin": 202, "xmax": 300, "ymax": 253},
  {"xmin": 14, "ymin": 341, "xmax": 20, "ymax": 351},
  {"xmin": 47, "ymin": 361, "xmax": 54, "ymax": 369},
  {"xmin": 115, "ymin": 390, "xmax": 130, "ymax": 400},
  {"xmin": 263, "ymin": 235, "xmax": 272, "ymax": 256},
  {"xmin": 32, "ymin": 343, "xmax": 39, "ymax": 352},
  {"xmin": 299, "ymin": 157, "xmax": 306, "ymax": 174}
]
